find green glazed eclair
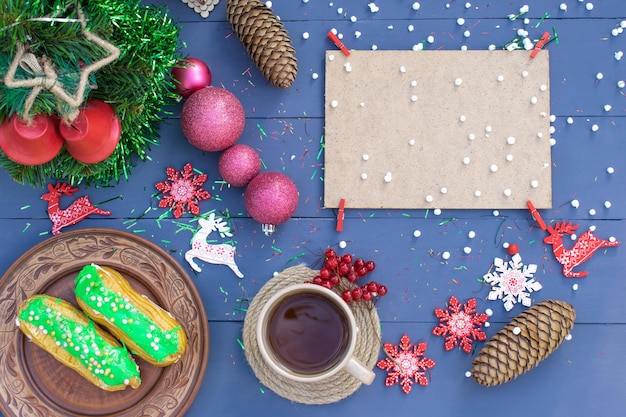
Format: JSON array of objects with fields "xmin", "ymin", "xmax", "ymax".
[
  {"xmin": 16, "ymin": 294, "xmax": 141, "ymax": 391},
  {"xmin": 74, "ymin": 264, "xmax": 187, "ymax": 367}
]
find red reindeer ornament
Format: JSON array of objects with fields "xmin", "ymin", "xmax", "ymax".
[
  {"xmin": 42, "ymin": 183, "xmax": 111, "ymax": 235},
  {"xmin": 527, "ymin": 200, "xmax": 619, "ymax": 278}
]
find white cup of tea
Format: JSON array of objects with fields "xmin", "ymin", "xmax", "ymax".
[{"xmin": 256, "ymin": 283, "xmax": 375, "ymax": 385}]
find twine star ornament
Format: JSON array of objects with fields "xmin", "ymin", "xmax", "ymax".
[{"xmin": 3, "ymin": 5, "xmax": 120, "ymax": 124}]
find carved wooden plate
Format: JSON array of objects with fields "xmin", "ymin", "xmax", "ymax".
[{"xmin": 0, "ymin": 228, "xmax": 209, "ymax": 417}]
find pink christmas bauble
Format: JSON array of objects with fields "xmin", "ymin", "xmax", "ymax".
[
  {"xmin": 171, "ymin": 57, "xmax": 212, "ymax": 98},
  {"xmin": 181, "ymin": 86, "xmax": 245, "ymax": 152},
  {"xmin": 218, "ymin": 144, "xmax": 261, "ymax": 187},
  {"xmin": 245, "ymin": 172, "xmax": 298, "ymax": 235}
]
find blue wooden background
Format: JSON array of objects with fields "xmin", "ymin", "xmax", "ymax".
[{"xmin": 1, "ymin": 0, "xmax": 625, "ymax": 416}]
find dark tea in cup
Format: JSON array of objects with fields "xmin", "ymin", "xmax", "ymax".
[
  {"xmin": 267, "ymin": 292, "xmax": 350, "ymax": 374},
  {"xmin": 257, "ymin": 283, "xmax": 375, "ymax": 384}
]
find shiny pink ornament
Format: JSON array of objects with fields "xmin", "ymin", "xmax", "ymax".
[
  {"xmin": 0, "ymin": 114, "xmax": 63, "ymax": 165},
  {"xmin": 218, "ymin": 144, "xmax": 261, "ymax": 187},
  {"xmin": 244, "ymin": 172, "xmax": 298, "ymax": 235},
  {"xmin": 181, "ymin": 86, "xmax": 245, "ymax": 152},
  {"xmin": 171, "ymin": 57, "xmax": 212, "ymax": 98},
  {"xmin": 59, "ymin": 100, "xmax": 121, "ymax": 164}
]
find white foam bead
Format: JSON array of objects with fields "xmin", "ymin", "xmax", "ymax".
[
  {"xmin": 589, "ymin": 208, "xmax": 597, "ymax": 216},
  {"xmin": 572, "ymin": 283, "xmax": 579, "ymax": 291},
  {"xmin": 607, "ymin": 166, "xmax": 615, "ymax": 174},
  {"xmin": 454, "ymin": 77, "xmax": 463, "ymax": 86},
  {"xmin": 339, "ymin": 240, "xmax": 347, "ymax": 248},
  {"xmin": 571, "ymin": 199, "xmax": 580, "ymax": 208},
  {"xmin": 604, "ymin": 201, "xmax": 612, "ymax": 209},
  {"xmin": 412, "ymin": 2, "xmax": 421, "ymax": 10},
  {"xmin": 468, "ymin": 230, "xmax": 476, "ymax": 239},
  {"xmin": 457, "ymin": 18, "xmax": 465, "ymax": 25},
  {"xmin": 425, "ymin": 194, "xmax": 434, "ymax": 203},
  {"xmin": 413, "ymin": 230, "xmax": 422, "ymax": 238},
  {"xmin": 485, "ymin": 308, "xmax": 493, "ymax": 316},
  {"xmin": 513, "ymin": 326, "xmax": 521, "ymax": 335},
  {"xmin": 463, "ymin": 246, "xmax": 472, "ymax": 254},
  {"xmin": 442, "ymin": 251, "xmax": 451, "ymax": 260},
  {"xmin": 586, "ymin": 3, "xmax": 594, "ymax": 11},
  {"xmin": 433, "ymin": 208, "xmax": 442, "ymax": 216},
  {"xmin": 465, "ymin": 371, "xmax": 472, "ymax": 378}
]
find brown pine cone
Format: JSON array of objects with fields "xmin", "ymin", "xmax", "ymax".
[
  {"xmin": 471, "ymin": 299, "xmax": 576, "ymax": 387},
  {"xmin": 226, "ymin": 0, "xmax": 297, "ymax": 88}
]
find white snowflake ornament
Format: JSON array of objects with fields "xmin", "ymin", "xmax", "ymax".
[{"xmin": 483, "ymin": 253, "xmax": 541, "ymax": 311}]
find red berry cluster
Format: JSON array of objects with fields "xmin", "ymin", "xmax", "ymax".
[{"xmin": 310, "ymin": 249, "xmax": 388, "ymax": 303}]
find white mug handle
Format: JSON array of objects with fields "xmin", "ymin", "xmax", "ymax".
[{"xmin": 343, "ymin": 357, "xmax": 375, "ymax": 385}]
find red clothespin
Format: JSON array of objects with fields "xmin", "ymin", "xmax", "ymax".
[
  {"xmin": 336, "ymin": 198, "xmax": 346, "ymax": 232},
  {"xmin": 327, "ymin": 31, "xmax": 350, "ymax": 56},
  {"xmin": 526, "ymin": 200, "xmax": 548, "ymax": 231},
  {"xmin": 530, "ymin": 32, "xmax": 550, "ymax": 59}
]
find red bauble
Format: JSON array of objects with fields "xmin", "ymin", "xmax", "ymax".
[
  {"xmin": 171, "ymin": 57, "xmax": 212, "ymax": 98},
  {"xmin": 59, "ymin": 100, "xmax": 121, "ymax": 164},
  {"xmin": 244, "ymin": 172, "xmax": 299, "ymax": 235},
  {"xmin": 218, "ymin": 144, "xmax": 261, "ymax": 187},
  {"xmin": 0, "ymin": 114, "xmax": 63, "ymax": 165},
  {"xmin": 181, "ymin": 86, "xmax": 245, "ymax": 152}
]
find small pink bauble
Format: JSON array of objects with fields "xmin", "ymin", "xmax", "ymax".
[
  {"xmin": 181, "ymin": 86, "xmax": 245, "ymax": 152},
  {"xmin": 245, "ymin": 172, "xmax": 298, "ymax": 235},
  {"xmin": 218, "ymin": 144, "xmax": 261, "ymax": 187},
  {"xmin": 171, "ymin": 57, "xmax": 212, "ymax": 98}
]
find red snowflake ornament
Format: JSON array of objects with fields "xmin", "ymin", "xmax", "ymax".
[
  {"xmin": 432, "ymin": 296, "xmax": 488, "ymax": 353},
  {"xmin": 155, "ymin": 163, "xmax": 211, "ymax": 218},
  {"xmin": 377, "ymin": 334, "xmax": 435, "ymax": 394}
]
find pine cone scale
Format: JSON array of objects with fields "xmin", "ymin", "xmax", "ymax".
[
  {"xmin": 227, "ymin": 0, "xmax": 297, "ymax": 88},
  {"xmin": 471, "ymin": 300, "xmax": 576, "ymax": 387}
]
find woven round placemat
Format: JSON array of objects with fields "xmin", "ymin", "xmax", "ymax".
[{"xmin": 242, "ymin": 264, "xmax": 381, "ymax": 405}]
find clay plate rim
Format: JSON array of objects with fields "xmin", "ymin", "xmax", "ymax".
[{"xmin": 0, "ymin": 228, "xmax": 209, "ymax": 417}]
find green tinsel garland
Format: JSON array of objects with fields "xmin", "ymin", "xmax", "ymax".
[{"xmin": 0, "ymin": 0, "xmax": 182, "ymax": 187}]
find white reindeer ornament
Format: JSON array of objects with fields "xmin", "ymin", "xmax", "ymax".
[{"xmin": 185, "ymin": 213, "xmax": 244, "ymax": 278}]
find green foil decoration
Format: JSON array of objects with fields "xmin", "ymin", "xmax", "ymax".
[{"xmin": 0, "ymin": 0, "xmax": 182, "ymax": 187}]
